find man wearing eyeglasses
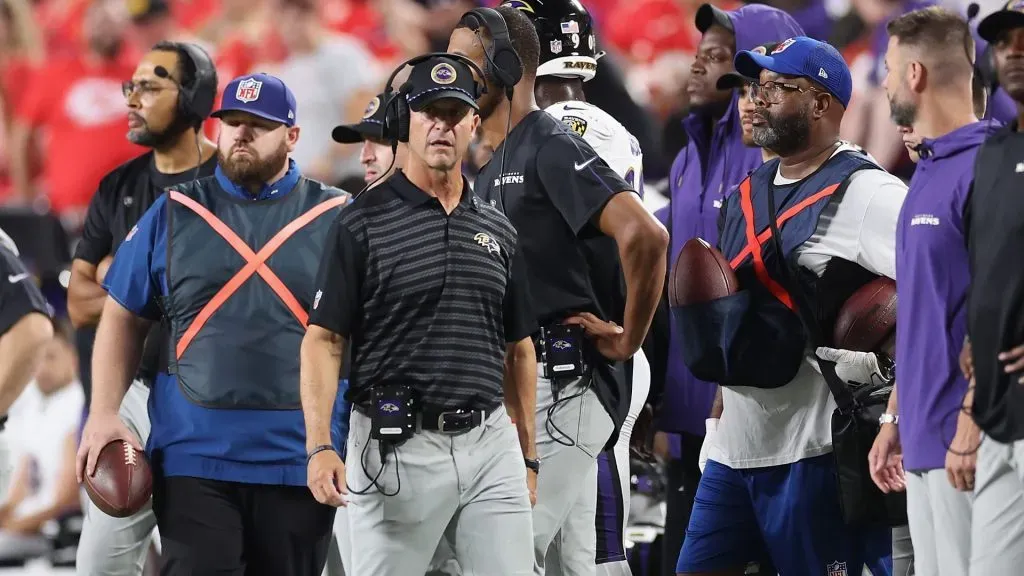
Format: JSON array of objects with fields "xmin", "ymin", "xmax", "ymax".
[
  {"xmin": 674, "ymin": 36, "xmax": 907, "ymax": 574},
  {"xmin": 69, "ymin": 41, "xmax": 219, "ymax": 576},
  {"xmin": 650, "ymin": 7, "xmax": 804, "ymax": 572}
]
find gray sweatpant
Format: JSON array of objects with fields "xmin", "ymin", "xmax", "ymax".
[
  {"xmin": 533, "ymin": 367, "xmax": 615, "ymax": 576},
  {"xmin": 906, "ymin": 469, "xmax": 972, "ymax": 576},
  {"xmin": 345, "ymin": 404, "xmax": 533, "ymax": 576},
  {"xmin": 76, "ymin": 380, "xmax": 158, "ymax": 576},
  {"xmin": 969, "ymin": 437, "xmax": 1024, "ymax": 575}
]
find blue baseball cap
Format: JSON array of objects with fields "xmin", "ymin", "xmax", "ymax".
[
  {"xmin": 212, "ymin": 73, "xmax": 297, "ymax": 126},
  {"xmin": 734, "ymin": 36, "xmax": 853, "ymax": 108}
]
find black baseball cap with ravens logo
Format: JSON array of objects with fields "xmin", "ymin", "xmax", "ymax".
[
  {"xmin": 405, "ymin": 56, "xmax": 480, "ymax": 112},
  {"xmin": 979, "ymin": 0, "xmax": 1024, "ymax": 43},
  {"xmin": 716, "ymin": 42, "xmax": 779, "ymax": 90},
  {"xmin": 332, "ymin": 93, "xmax": 388, "ymax": 144}
]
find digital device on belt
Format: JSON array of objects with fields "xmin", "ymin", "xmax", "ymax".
[
  {"xmin": 370, "ymin": 384, "xmax": 418, "ymax": 444},
  {"xmin": 539, "ymin": 324, "xmax": 586, "ymax": 380}
]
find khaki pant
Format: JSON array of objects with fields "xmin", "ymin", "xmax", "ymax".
[
  {"xmin": 906, "ymin": 469, "xmax": 972, "ymax": 576},
  {"xmin": 532, "ymin": 367, "xmax": 615, "ymax": 576},
  {"xmin": 77, "ymin": 380, "xmax": 158, "ymax": 576},
  {"xmin": 970, "ymin": 438, "xmax": 1024, "ymax": 575},
  {"xmin": 346, "ymin": 405, "xmax": 533, "ymax": 576}
]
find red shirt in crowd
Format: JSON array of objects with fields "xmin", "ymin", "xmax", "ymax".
[
  {"xmin": 16, "ymin": 54, "xmax": 144, "ymax": 215},
  {"xmin": 604, "ymin": 0, "xmax": 740, "ymax": 63}
]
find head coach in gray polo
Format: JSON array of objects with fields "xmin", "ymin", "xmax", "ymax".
[{"xmin": 299, "ymin": 53, "xmax": 539, "ymax": 576}]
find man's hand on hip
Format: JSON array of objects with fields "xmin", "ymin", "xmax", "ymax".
[
  {"xmin": 564, "ymin": 312, "xmax": 634, "ymax": 361},
  {"xmin": 308, "ymin": 450, "xmax": 348, "ymax": 507}
]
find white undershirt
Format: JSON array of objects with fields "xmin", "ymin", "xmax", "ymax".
[{"xmin": 709, "ymin": 144, "xmax": 907, "ymax": 468}]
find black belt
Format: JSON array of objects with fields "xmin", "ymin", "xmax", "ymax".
[{"xmin": 354, "ymin": 404, "xmax": 490, "ymax": 434}]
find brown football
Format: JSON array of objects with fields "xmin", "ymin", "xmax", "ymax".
[
  {"xmin": 833, "ymin": 277, "xmax": 897, "ymax": 354},
  {"xmin": 668, "ymin": 237, "xmax": 740, "ymax": 307},
  {"xmin": 83, "ymin": 440, "xmax": 153, "ymax": 518}
]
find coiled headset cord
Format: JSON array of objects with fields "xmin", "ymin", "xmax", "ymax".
[
  {"xmin": 545, "ymin": 373, "xmax": 594, "ymax": 448},
  {"xmin": 346, "ymin": 432, "xmax": 402, "ymax": 497}
]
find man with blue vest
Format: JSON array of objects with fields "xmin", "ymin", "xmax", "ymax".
[
  {"xmin": 674, "ymin": 37, "xmax": 906, "ymax": 574},
  {"xmin": 649, "ymin": 6, "xmax": 803, "ymax": 570},
  {"xmin": 75, "ymin": 73, "xmax": 351, "ymax": 576}
]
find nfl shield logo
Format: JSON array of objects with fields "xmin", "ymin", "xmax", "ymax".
[
  {"xmin": 827, "ymin": 561, "xmax": 847, "ymax": 576},
  {"xmin": 235, "ymin": 78, "xmax": 262, "ymax": 103}
]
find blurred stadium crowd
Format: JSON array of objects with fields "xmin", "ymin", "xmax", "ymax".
[{"xmin": 0, "ymin": 0, "xmax": 1013, "ymax": 572}]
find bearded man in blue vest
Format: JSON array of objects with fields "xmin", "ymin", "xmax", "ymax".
[
  {"xmin": 76, "ymin": 73, "xmax": 351, "ymax": 576},
  {"xmin": 673, "ymin": 37, "xmax": 908, "ymax": 575}
]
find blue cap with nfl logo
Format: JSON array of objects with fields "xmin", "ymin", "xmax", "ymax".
[
  {"xmin": 212, "ymin": 73, "xmax": 297, "ymax": 126},
  {"xmin": 734, "ymin": 36, "xmax": 853, "ymax": 108},
  {"xmin": 979, "ymin": 0, "xmax": 1024, "ymax": 43}
]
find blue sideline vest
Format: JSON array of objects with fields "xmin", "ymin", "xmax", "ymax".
[
  {"xmin": 673, "ymin": 149, "xmax": 879, "ymax": 389},
  {"xmin": 162, "ymin": 176, "xmax": 347, "ymax": 409}
]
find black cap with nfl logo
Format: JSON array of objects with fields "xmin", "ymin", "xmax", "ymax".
[
  {"xmin": 332, "ymin": 92, "xmax": 389, "ymax": 144},
  {"xmin": 404, "ymin": 56, "xmax": 481, "ymax": 112}
]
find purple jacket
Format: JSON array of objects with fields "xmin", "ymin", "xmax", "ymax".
[
  {"xmin": 896, "ymin": 121, "xmax": 999, "ymax": 471},
  {"xmin": 653, "ymin": 4, "xmax": 804, "ymax": 435}
]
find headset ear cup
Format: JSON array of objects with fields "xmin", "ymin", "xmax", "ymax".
[
  {"xmin": 396, "ymin": 97, "xmax": 411, "ymax": 143},
  {"xmin": 492, "ymin": 48, "xmax": 523, "ymax": 88}
]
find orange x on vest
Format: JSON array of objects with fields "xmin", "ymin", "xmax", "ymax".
[
  {"xmin": 730, "ymin": 179, "xmax": 841, "ymax": 311},
  {"xmin": 170, "ymin": 190, "xmax": 348, "ymax": 360}
]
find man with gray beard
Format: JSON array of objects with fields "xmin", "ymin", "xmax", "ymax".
[
  {"xmin": 675, "ymin": 36, "xmax": 906, "ymax": 573},
  {"xmin": 78, "ymin": 73, "xmax": 350, "ymax": 575}
]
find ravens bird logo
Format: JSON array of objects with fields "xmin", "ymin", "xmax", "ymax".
[{"xmin": 561, "ymin": 115, "xmax": 588, "ymax": 137}]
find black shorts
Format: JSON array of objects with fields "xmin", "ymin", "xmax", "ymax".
[{"xmin": 152, "ymin": 475, "xmax": 336, "ymax": 576}]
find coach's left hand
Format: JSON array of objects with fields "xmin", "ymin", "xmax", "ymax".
[
  {"xmin": 565, "ymin": 313, "xmax": 634, "ymax": 361},
  {"xmin": 527, "ymin": 469, "xmax": 537, "ymax": 507},
  {"xmin": 308, "ymin": 450, "xmax": 348, "ymax": 507}
]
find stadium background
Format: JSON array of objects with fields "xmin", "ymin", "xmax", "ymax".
[{"xmin": 0, "ymin": 0, "xmax": 1007, "ymax": 573}]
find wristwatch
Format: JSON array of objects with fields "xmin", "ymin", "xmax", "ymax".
[
  {"xmin": 877, "ymin": 353, "xmax": 895, "ymax": 383},
  {"xmin": 524, "ymin": 457, "xmax": 541, "ymax": 473},
  {"xmin": 878, "ymin": 413, "xmax": 899, "ymax": 426}
]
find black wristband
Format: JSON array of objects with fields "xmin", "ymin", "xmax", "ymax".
[
  {"xmin": 306, "ymin": 444, "xmax": 335, "ymax": 466},
  {"xmin": 524, "ymin": 457, "xmax": 540, "ymax": 473}
]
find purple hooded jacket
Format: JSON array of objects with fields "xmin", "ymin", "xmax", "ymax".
[{"xmin": 654, "ymin": 5, "xmax": 804, "ymax": 436}]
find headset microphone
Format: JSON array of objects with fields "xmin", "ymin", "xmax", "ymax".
[{"xmin": 356, "ymin": 83, "xmax": 416, "ymax": 200}]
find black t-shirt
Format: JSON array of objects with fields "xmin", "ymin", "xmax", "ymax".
[
  {"xmin": 74, "ymin": 152, "xmax": 218, "ymax": 395},
  {"xmin": 474, "ymin": 110, "xmax": 633, "ymax": 324},
  {"xmin": 0, "ymin": 245, "xmax": 50, "ymax": 337},
  {"xmin": 965, "ymin": 121, "xmax": 1024, "ymax": 443},
  {"xmin": 309, "ymin": 171, "xmax": 535, "ymax": 410},
  {"xmin": 474, "ymin": 110, "xmax": 635, "ymax": 444}
]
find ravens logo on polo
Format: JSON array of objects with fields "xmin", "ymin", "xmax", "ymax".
[{"xmin": 561, "ymin": 115, "xmax": 588, "ymax": 137}]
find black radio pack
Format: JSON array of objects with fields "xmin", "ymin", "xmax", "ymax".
[
  {"xmin": 540, "ymin": 324, "xmax": 586, "ymax": 380},
  {"xmin": 370, "ymin": 384, "xmax": 418, "ymax": 443}
]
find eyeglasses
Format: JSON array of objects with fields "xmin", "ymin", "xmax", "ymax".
[
  {"xmin": 747, "ymin": 80, "xmax": 822, "ymax": 104},
  {"xmin": 121, "ymin": 80, "xmax": 176, "ymax": 99}
]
